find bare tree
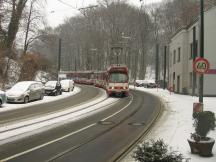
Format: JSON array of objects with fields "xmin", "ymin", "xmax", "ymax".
[{"xmin": 23, "ymin": 0, "xmax": 46, "ymax": 55}]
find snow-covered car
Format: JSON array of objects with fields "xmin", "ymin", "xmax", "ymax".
[
  {"xmin": 44, "ymin": 81, "xmax": 62, "ymax": 96},
  {"xmin": 0, "ymin": 90, "xmax": 6, "ymax": 107},
  {"xmin": 6, "ymin": 81, "xmax": 45, "ymax": 103},
  {"xmin": 60, "ymin": 79, "xmax": 74, "ymax": 92}
]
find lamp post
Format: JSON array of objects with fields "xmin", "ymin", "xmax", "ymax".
[
  {"xmin": 58, "ymin": 38, "xmax": 62, "ymax": 81},
  {"xmin": 199, "ymin": 0, "xmax": 204, "ymax": 103}
]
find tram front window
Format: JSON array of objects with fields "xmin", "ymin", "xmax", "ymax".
[{"xmin": 109, "ymin": 73, "xmax": 128, "ymax": 83}]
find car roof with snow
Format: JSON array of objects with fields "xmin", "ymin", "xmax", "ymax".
[{"xmin": 14, "ymin": 81, "xmax": 40, "ymax": 86}]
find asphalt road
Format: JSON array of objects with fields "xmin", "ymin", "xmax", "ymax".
[
  {"xmin": 0, "ymin": 85, "xmax": 101, "ymax": 124},
  {"xmin": 0, "ymin": 88, "xmax": 162, "ymax": 162}
]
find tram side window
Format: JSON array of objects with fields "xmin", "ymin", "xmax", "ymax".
[{"xmin": 110, "ymin": 73, "xmax": 127, "ymax": 83}]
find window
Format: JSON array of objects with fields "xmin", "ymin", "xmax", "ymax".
[
  {"xmin": 190, "ymin": 43, "xmax": 193, "ymax": 60},
  {"xmin": 109, "ymin": 73, "xmax": 128, "ymax": 83},
  {"xmin": 190, "ymin": 40, "xmax": 198, "ymax": 60},
  {"xmin": 189, "ymin": 72, "xmax": 193, "ymax": 88},
  {"xmin": 173, "ymin": 50, "xmax": 176, "ymax": 64},
  {"xmin": 178, "ymin": 47, "xmax": 181, "ymax": 62},
  {"xmin": 169, "ymin": 52, "xmax": 172, "ymax": 67},
  {"xmin": 195, "ymin": 40, "xmax": 198, "ymax": 58},
  {"xmin": 173, "ymin": 72, "xmax": 175, "ymax": 81}
]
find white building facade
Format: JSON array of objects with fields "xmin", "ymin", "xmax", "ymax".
[{"xmin": 168, "ymin": 7, "xmax": 216, "ymax": 96}]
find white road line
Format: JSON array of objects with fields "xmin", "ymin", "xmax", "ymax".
[
  {"xmin": 101, "ymin": 95, "xmax": 133, "ymax": 121},
  {"xmin": 1, "ymin": 123, "xmax": 96, "ymax": 162},
  {"xmin": 1, "ymin": 95, "xmax": 133, "ymax": 162}
]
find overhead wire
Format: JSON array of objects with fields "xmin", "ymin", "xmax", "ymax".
[{"xmin": 56, "ymin": 0, "xmax": 77, "ymax": 10}]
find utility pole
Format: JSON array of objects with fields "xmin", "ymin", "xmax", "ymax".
[
  {"xmin": 58, "ymin": 38, "xmax": 62, "ymax": 81},
  {"xmin": 155, "ymin": 44, "xmax": 159, "ymax": 84},
  {"xmin": 199, "ymin": 0, "xmax": 204, "ymax": 103},
  {"xmin": 163, "ymin": 46, "xmax": 167, "ymax": 89},
  {"xmin": 192, "ymin": 26, "xmax": 197, "ymax": 96}
]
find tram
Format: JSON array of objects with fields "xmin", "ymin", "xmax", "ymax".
[{"xmin": 61, "ymin": 64, "xmax": 129, "ymax": 97}]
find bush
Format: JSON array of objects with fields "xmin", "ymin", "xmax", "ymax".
[
  {"xmin": 133, "ymin": 139, "xmax": 188, "ymax": 162},
  {"xmin": 193, "ymin": 111, "xmax": 216, "ymax": 138}
]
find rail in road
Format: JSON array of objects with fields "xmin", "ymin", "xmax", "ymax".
[
  {"xmin": 0, "ymin": 88, "xmax": 163, "ymax": 162},
  {"xmin": 0, "ymin": 85, "xmax": 101, "ymax": 125}
]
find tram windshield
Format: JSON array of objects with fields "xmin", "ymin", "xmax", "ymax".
[{"xmin": 109, "ymin": 73, "xmax": 128, "ymax": 83}]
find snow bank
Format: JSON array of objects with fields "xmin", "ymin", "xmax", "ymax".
[{"xmin": 121, "ymin": 86, "xmax": 216, "ymax": 162}]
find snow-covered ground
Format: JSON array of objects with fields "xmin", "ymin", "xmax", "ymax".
[
  {"xmin": 122, "ymin": 86, "xmax": 216, "ymax": 162},
  {"xmin": 1, "ymin": 85, "xmax": 216, "ymax": 161},
  {"xmin": 0, "ymin": 87, "xmax": 81, "ymax": 112},
  {"xmin": 0, "ymin": 87, "xmax": 124, "ymax": 147}
]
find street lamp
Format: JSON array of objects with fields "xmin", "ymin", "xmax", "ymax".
[
  {"xmin": 58, "ymin": 38, "xmax": 62, "ymax": 81},
  {"xmin": 199, "ymin": 0, "xmax": 204, "ymax": 104}
]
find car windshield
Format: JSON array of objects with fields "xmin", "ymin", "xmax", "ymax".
[
  {"xmin": 11, "ymin": 82, "xmax": 30, "ymax": 92},
  {"xmin": 60, "ymin": 80, "xmax": 69, "ymax": 86},
  {"xmin": 45, "ymin": 81, "xmax": 57, "ymax": 87},
  {"xmin": 109, "ymin": 73, "xmax": 128, "ymax": 83}
]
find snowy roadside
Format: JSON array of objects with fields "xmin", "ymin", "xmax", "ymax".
[
  {"xmin": 121, "ymin": 86, "xmax": 216, "ymax": 162},
  {"xmin": 0, "ymin": 87, "xmax": 122, "ymax": 146},
  {"xmin": 0, "ymin": 87, "xmax": 81, "ymax": 112}
]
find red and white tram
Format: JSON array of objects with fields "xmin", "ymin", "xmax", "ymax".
[
  {"xmin": 105, "ymin": 65, "xmax": 129, "ymax": 97},
  {"xmin": 61, "ymin": 64, "xmax": 129, "ymax": 97}
]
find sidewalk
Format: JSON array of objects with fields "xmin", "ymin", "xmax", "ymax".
[{"xmin": 121, "ymin": 87, "xmax": 216, "ymax": 162}]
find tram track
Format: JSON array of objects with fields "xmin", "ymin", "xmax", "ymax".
[
  {"xmin": 0, "ymin": 94, "xmax": 121, "ymax": 142},
  {"xmin": 0, "ymin": 89, "xmax": 163, "ymax": 162},
  {"xmin": 46, "ymin": 92, "xmax": 163, "ymax": 162},
  {"xmin": 0, "ymin": 85, "xmax": 100, "ymax": 125}
]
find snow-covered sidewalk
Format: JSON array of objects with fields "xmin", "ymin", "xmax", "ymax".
[{"xmin": 122, "ymin": 87, "xmax": 216, "ymax": 162}]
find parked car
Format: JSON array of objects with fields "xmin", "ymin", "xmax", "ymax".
[
  {"xmin": 44, "ymin": 81, "xmax": 62, "ymax": 96},
  {"xmin": 0, "ymin": 90, "xmax": 6, "ymax": 107},
  {"xmin": 6, "ymin": 81, "xmax": 44, "ymax": 103},
  {"xmin": 60, "ymin": 79, "xmax": 74, "ymax": 92}
]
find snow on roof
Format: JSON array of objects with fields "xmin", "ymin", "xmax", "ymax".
[{"xmin": 14, "ymin": 81, "xmax": 39, "ymax": 87}]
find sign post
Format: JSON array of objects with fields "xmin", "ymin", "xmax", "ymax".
[
  {"xmin": 193, "ymin": 57, "xmax": 210, "ymax": 114},
  {"xmin": 193, "ymin": 57, "xmax": 210, "ymax": 74}
]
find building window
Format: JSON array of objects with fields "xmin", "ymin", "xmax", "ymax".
[
  {"xmin": 189, "ymin": 72, "xmax": 193, "ymax": 88},
  {"xmin": 173, "ymin": 50, "xmax": 176, "ymax": 64},
  {"xmin": 169, "ymin": 52, "xmax": 172, "ymax": 67},
  {"xmin": 195, "ymin": 40, "xmax": 198, "ymax": 58},
  {"xmin": 178, "ymin": 47, "xmax": 181, "ymax": 62},
  {"xmin": 190, "ymin": 43, "xmax": 193, "ymax": 60},
  {"xmin": 190, "ymin": 41, "xmax": 198, "ymax": 60}
]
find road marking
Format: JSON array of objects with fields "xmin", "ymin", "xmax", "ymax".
[
  {"xmin": 1, "ymin": 123, "xmax": 96, "ymax": 162},
  {"xmin": 101, "ymin": 95, "xmax": 133, "ymax": 121},
  {"xmin": 1, "ymin": 95, "xmax": 133, "ymax": 162}
]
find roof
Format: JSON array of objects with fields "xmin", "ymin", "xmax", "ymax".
[
  {"xmin": 107, "ymin": 64, "xmax": 128, "ymax": 73},
  {"xmin": 170, "ymin": 6, "xmax": 216, "ymax": 40}
]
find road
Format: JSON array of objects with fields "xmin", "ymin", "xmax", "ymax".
[
  {"xmin": 0, "ymin": 85, "xmax": 101, "ymax": 124},
  {"xmin": 0, "ymin": 86, "xmax": 162, "ymax": 162}
]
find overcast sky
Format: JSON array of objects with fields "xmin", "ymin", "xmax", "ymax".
[{"xmin": 46, "ymin": 0, "xmax": 162, "ymax": 27}]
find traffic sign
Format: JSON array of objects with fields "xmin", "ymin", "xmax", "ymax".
[{"xmin": 193, "ymin": 57, "xmax": 210, "ymax": 74}]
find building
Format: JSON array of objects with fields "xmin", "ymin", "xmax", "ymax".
[{"xmin": 168, "ymin": 7, "xmax": 216, "ymax": 96}]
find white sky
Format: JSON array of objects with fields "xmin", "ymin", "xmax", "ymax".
[{"xmin": 46, "ymin": 0, "xmax": 162, "ymax": 27}]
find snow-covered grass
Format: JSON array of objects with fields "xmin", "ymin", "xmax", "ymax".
[{"xmin": 122, "ymin": 86, "xmax": 216, "ymax": 162}]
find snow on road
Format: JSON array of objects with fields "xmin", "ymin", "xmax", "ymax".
[
  {"xmin": 0, "ymin": 87, "xmax": 121, "ymax": 145},
  {"xmin": 121, "ymin": 86, "xmax": 216, "ymax": 162}
]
